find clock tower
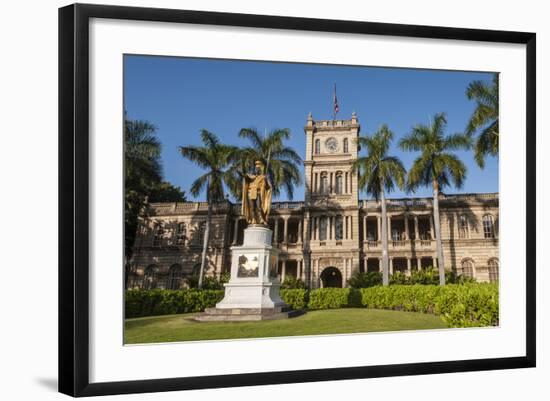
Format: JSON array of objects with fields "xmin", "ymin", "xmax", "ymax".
[{"xmin": 303, "ymin": 112, "xmax": 360, "ymax": 207}]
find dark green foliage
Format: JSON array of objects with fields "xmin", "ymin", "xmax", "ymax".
[
  {"xmin": 125, "ymin": 289, "xmax": 224, "ymax": 318},
  {"xmin": 389, "ymin": 271, "xmax": 408, "ymax": 285},
  {"xmin": 148, "ymin": 181, "xmax": 186, "ymax": 203},
  {"xmin": 281, "ymin": 276, "xmax": 307, "ymax": 289},
  {"xmin": 347, "ymin": 271, "xmax": 383, "ymax": 288},
  {"xmin": 280, "ymin": 289, "xmax": 308, "ymax": 310},
  {"xmin": 308, "ymin": 288, "xmax": 362, "ymax": 310},
  {"xmin": 124, "ymin": 118, "xmax": 186, "ymax": 261},
  {"xmin": 185, "ymin": 275, "xmax": 227, "ymax": 290}
]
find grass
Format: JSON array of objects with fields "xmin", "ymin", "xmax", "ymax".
[{"xmin": 124, "ymin": 308, "xmax": 447, "ymax": 344}]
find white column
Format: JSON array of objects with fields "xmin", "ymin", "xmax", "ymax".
[
  {"xmin": 389, "ymin": 258, "xmax": 394, "ymax": 275},
  {"xmin": 388, "ymin": 216, "xmax": 392, "ymax": 241},
  {"xmin": 314, "ymin": 173, "xmax": 318, "ymax": 193},
  {"xmin": 316, "ymin": 217, "xmax": 320, "ymax": 240},
  {"xmin": 430, "ymin": 216, "xmax": 435, "ymax": 239},
  {"xmin": 342, "ymin": 260, "xmax": 347, "ymax": 288},
  {"xmin": 417, "ymin": 257, "xmax": 422, "ymax": 270},
  {"xmin": 282, "ymin": 260, "xmax": 286, "ymax": 282},
  {"xmin": 363, "ymin": 216, "xmax": 368, "ymax": 241},
  {"xmin": 377, "ymin": 216, "xmax": 382, "ymax": 242},
  {"xmin": 350, "ymin": 216, "xmax": 353, "ymax": 239},
  {"xmin": 343, "ymin": 215, "xmax": 347, "ymax": 239},
  {"xmin": 414, "ymin": 215, "xmax": 419, "ymax": 240},
  {"xmin": 331, "ymin": 216, "xmax": 335, "ymax": 240},
  {"xmin": 345, "ymin": 172, "xmax": 348, "ymax": 193},
  {"xmin": 378, "ymin": 258, "xmax": 382, "ymax": 272},
  {"xmin": 298, "ymin": 219, "xmax": 303, "ymax": 243},
  {"xmin": 407, "ymin": 258, "xmax": 412, "ymax": 276},
  {"xmin": 404, "ymin": 216, "xmax": 409, "ymax": 240},
  {"xmin": 273, "ymin": 218, "xmax": 279, "ymax": 244},
  {"xmin": 283, "ymin": 217, "xmax": 289, "ymax": 243},
  {"xmin": 432, "ymin": 256, "xmax": 437, "ymax": 269}
]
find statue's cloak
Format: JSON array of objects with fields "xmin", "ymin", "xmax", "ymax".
[{"xmin": 242, "ymin": 174, "xmax": 272, "ymax": 224}]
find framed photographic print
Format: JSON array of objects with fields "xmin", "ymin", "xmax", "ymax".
[{"xmin": 58, "ymin": 3, "xmax": 536, "ymax": 397}]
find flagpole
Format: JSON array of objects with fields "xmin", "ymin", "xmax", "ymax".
[{"xmin": 333, "ymin": 84, "xmax": 336, "ymax": 121}]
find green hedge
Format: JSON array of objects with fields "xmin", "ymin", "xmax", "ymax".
[
  {"xmin": 125, "ymin": 283, "xmax": 498, "ymax": 328},
  {"xmin": 359, "ymin": 283, "xmax": 499, "ymax": 327},
  {"xmin": 308, "ymin": 288, "xmax": 362, "ymax": 310},
  {"xmin": 280, "ymin": 289, "xmax": 308, "ymax": 310},
  {"xmin": 125, "ymin": 289, "xmax": 224, "ymax": 318}
]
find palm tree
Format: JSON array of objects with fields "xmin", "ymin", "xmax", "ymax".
[
  {"xmin": 399, "ymin": 113, "xmax": 470, "ymax": 285},
  {"xmin": 228, "ymin": 128, "xmax": 302, "ymax": 200},
  {"xmin": 465, "ymin": 74, "xmax": 499, "ymax": 168},
  {"xmin": 352, "ymin": 125, "xmax": 406, "ymax": 286},
  {"xmin": 124, "ymin": 118, "xmax": 162, "ymax": 261},
  {"xmin": 179, "ymin": 130, "xmax": 236, "ymax": 288}
]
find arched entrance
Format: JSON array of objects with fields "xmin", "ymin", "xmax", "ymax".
[{"xmin": 320, "ymin": 267, "xmax": 342, "ymax": 288}]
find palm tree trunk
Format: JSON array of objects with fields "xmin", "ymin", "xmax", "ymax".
[
  {"xmin": 198, "ymin": 178, "xmax": 212, "ymax": 289},
  {"xmin": 432, "ymin": 180, "xmax": 446, "ymax": 286},
  {"xmin": 380, "ymin": 189, "xmax": 390, "ymax": 286}
]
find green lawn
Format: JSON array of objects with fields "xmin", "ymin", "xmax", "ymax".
[{"xmin": 124, "ymin": 308, "xmax": 447, "ymax": 344}]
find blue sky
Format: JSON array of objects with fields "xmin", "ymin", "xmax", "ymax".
[{"xmin": 124, "ymin": 55, "xmax": 498, "ymax": 202}]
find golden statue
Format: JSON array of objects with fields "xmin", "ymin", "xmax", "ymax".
[{"xmin": 242, "ymin": 160, "xmax": 272, "ymax": 225}]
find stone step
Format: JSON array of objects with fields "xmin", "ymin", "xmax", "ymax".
[
  {"xmin": 204, "ymin": 306, "xmax": 289, "ymax": 316},
  {"xmin": 192, "ymin": 312, "xmax": 291, "ymax": 322},
  {"xmin": 191, "ymin": 308, "xmax": 305, "ymax": 322}
]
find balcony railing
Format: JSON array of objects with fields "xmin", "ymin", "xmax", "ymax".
[{"xmin": 363, "ymin": 239, "xmax": 434, "ymax": 250}]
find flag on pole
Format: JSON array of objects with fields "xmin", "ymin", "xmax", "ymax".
[{"xmin": 333, "ymin": 83, "xmax": 339, "ymax": 119}]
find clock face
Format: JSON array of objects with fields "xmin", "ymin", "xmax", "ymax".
[{"xmin": 325, "ymin": 137, "xmax": 338, "ymax": 153}]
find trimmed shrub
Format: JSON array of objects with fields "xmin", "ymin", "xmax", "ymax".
[
  {"xmin": 347, "ymin": 271, "xmax": 382, "ymax": 288},
  {"xmin": 281, "ymin": 276, "xmax": 307, "ymax": 289},
  {"xmin": 185, "ymin": 275, "xmax": 227, "ymax": 290},
  {"xmin": 125, "ymin": 289, "xmax": 224, "ymax": 318},
  {"xmin": 281, "ymin": 289, "xmax": 308, "ymax": 310},
  {"xmin": 359, "ymin": 283, "xmax": 498, "ymax": 327},
  {"xmin": 308, "ymin": 288, "xmax": 362, "ymax": 310},
  {"xmin": 125, "ymin": 284, "xmax": 498, "ymax": 328}
]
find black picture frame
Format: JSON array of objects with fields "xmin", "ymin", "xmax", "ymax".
[{"xmin": 59, "ymin": 3, "xmax": 536, "ymax": 397}]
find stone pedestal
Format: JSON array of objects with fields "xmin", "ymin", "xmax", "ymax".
[{"xmin": 194, "ymin": 225, "xmax": 301, "ymax": 322}]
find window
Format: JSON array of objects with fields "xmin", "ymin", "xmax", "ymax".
[
  {"xmin": 320, "ymin": 173, "xmax": 329, "ymax": 195},
  {"xmin": 176, "ymin": 222, "xmax": 186, "ymax": 245},
  {"xmin": 319, "ymin": 217, "xmax": 328, "ymax": 241},
  {"xmin": 314, "ymin": 139, "xmax": 320, "ymax": 154},
  {"xmin": 143, "ymin": 265, "xmax": 159, "ymax": 289},
  {"xmin": 335, "ymin": 215, "xmax": 343, "ymax": 240},
  {"xmin": 168, "ymin": 264, "xmax": 184, "ymax": 289},
  {"xmin": 488, "ymin": 259, "xmax": 499, "ymax": 282},
  {"xmin": 152, "ymin": 222, "xmax": 163, "ymax": 246},
  {"xmin": 458, "ymin": 214, "xmax": 469, "ymax": 239},
  {"xmin": 461, "ymin": 259, "xmax": 475, "ymax": 279},
  {"xmin": 391, "ymin": 228, "xmax": 401, "ymax": 241},
  {"xmin": 343, "ymin": 138, "xmax": 349, "ymax": 153},
  {"xmin": 483, "ymin": 214, "xmax": 495, "ymax": 239},
  {"xmin": 335, "ymin": 173, "xmax": 343, "ymax": 194}
]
